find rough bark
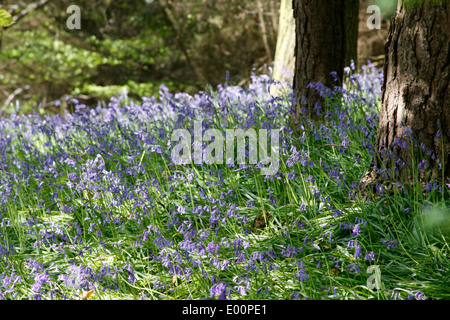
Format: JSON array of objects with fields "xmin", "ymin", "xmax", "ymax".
[
  {"xmin": 291, "ymin": 0, "xmax": 358, "ymax": 121},
  {"xmin": 368, "ymin": 0, "xmax": 450, "ymax": 186}
]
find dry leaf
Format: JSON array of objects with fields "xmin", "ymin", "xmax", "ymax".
[
  {"xmin": 81, "ymin": 290, "xmax": 94, "ymax": 299},
  {"xmin": 253, "ymin": 210, "xmax": 273, "ymax": 229},
  {"xmin": 330, "ymin": 269, "xmax": 340, "ymax": 275}
]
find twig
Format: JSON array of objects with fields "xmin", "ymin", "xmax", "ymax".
[
  {"xmin": 2, "ymin": 0, "xmax": 50, "ymax": 29},
  {"xmin": 359, "ymin": 54, "xmax": 385, "ymax": 62},
  {"xmin": 1, "ymin": 85, "xmax": 29, "ymax": 109}
]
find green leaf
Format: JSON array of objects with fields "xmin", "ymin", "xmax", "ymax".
[{"xmin": 0, "ymin": 8, "xmax": 13, "ymax": 28}]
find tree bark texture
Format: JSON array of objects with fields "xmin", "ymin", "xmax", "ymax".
[
  {"xmin": 292, "ymin": 0, "xmax": 358, "ymax": 121},
  {"xmin": 373, "ymin": 0, "xmax": 450, "ymax": 184}
]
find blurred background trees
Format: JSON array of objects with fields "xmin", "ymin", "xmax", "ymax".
[
  {"xmin": 0, "ymin": 0, "xmax": 389, "ymax": 115},
  {"xmin": 0, "ymin": 0, "xmax": 278, "ymax": 113}
]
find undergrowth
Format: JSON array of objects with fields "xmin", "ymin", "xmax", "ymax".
[{"xmin": 0, "ymin": 62, "xmax": 449, "ymax": 300}]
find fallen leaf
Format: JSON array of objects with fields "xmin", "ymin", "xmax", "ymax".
[
  {"xmin": 330, "ymin": 269, "xmax": 340, "ymax": 275},
  {"xmin": 253, "ymin": 210, "xmax": 273, "ymax": 230},
  {"xmin": 81, "ymin": 290, "xmax": 94, "ymax": 299},
  {"xmin": 172, "ymin": 275, "xmax": 180, "ymax": 285}
]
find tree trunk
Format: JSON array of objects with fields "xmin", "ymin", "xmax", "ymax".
[
  {"xmin": 345, "ymin": 0, "xmax": 359, "ymax": 68},
  {"xmin": 369, "ymin": 0, "xmax": 450, "ymax": 186},
  {"xmin": 271, "ymin": 0, "xmax": 295, "ymax": 95},
  {"xmin": 292, "ymin": 0, "xmax": 358, "ymax": 122}
]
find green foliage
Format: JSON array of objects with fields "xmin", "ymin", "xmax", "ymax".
[
  {"xmin": 0, "ymin": 8, "xmax": 13, "ymax": 28},
  {"xmin": 72, "ymin": 80, "xmax": 183, "ymax": 99},
  {"xmin": 0, "ymin": 10, "xmax": 177, "ymax": 109},
  {"xmin": 0, "ymin": 0, "xmax": 277, "ymax": 113},
  {"xmin": 415, "ymin": 204, "xmax": 450, "ymax": 238},
  {"xmin": 375, "ymin": 0, "xmax": 448, "ymax": 15},
  {"xmin": 1, "ymin": 65, "xmax": 449, "ymax": 300},
  {"xmin": 405, "ymin": 0, "xmax": 448, "ymax": 5},
  {"xmin": 1, "ymin": 30, "xmax": 119, "ymax": 86},
  {"xmin": 373, "ymin": 0, "xmax": 398, "ymax": 16}
]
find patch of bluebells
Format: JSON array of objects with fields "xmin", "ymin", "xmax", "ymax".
[
  {"xmin": 0, "ymin": 264, "xmax": 22, "ymax": 299},
  {"xmin": 0, "ymin": 63, "xmax": 437, "ymax": 300}
]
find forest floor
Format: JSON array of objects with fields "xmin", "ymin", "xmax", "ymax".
[{"xmin": 0, "ymin": 63, "xmax": 449, "ymax": 300}]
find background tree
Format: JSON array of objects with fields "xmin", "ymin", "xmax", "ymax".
[
  {"xmin": 0, "ymin": 0, "xmax": 279, "ymax": 113},
  {"xmin": 365, "ymin": 0, "xmax": 450, "ymax": 188},
  {"xmin": 291, "ymin": 0, "xmax": 359, "ymax": 122},
  {"xmin": 273, "ymin": 0, "xmax": 390, "ymax": 97},
  {"xmin": 271, "ymin": 0, "xmax": 295, "ymax": 95}
]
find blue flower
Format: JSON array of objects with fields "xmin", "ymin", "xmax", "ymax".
[
  {"xmin": 364, "ymin": 251, "xmax": 376, "ymax": 261},
  {"xmin": 210, "ymin": 282, "xmax": 230, "ymax": 300},
  {"xmin": 281, "ymin": 244, "xmax": 297, "ymax": 258},
  {"xmin": 352, "ymin": 224, "xmax": 361, "ymax": 236},
  {"xmin": 403, "ymin": 127, "xmax": 413, "ymax": 136},
  {"xmin": 409, "ymin": 291, "xmax": 427, "ymax": 300},
  {"xmin": 294, "ymin": 261, "xmax": 308, "ymax": 282},
  {"xmin": 418, "ymin": 159, "xmax": 428, "ymax": 170}
]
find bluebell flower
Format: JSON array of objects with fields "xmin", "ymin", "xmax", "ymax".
[
  {"xmin": 381, "ymin": 239, "xmax": 400, "ymax": 249},
  {"xmin": 294, "ymin": 261, "xmax": 308, "ymax": 282},
  {"xmin": 281, "ymin": 244, "xmax": 297, "ymax": 258},
  {"xmin": 257, "ymin": 286, "xmax": 270, "ymax": 295},
  {"xmin": 354, "ymin": 244, "xmax": 362, "ymax": 259},
  {"xmin": 352, "ymin": 224, "xmax": 361, "ymax": 236},
  {"xmin": 210, "ymin": 282, "xmax": 230, "ymax": 300},
  {"xmin": 402, "ymin": 127, "xmax": 413, "ymax": 137},
  {"xmin": 364, "ymin": 251, "xmax": 376, "ymax": 261},
  {"xmin": 408, "ymin": 291, "xmax": 426, "ymax": 300},
  {"xmin": 346, "ymin": 263, "xmax": 360, "ymax": 273},
  {"xmin": 299, "ymin": 202, "xmax": 307, "ymax": 212},
  {"xmin": 391, "ymin": 290, "xmax": 399, "ymax": 300},
  {"xmin": 330, "ymin": 71, "xmax": 338, "ymax": 82}
]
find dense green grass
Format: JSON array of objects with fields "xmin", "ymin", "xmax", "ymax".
[{"xmin": 0, "ymin": 64, "xmax": 448, "ymax": 300}]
